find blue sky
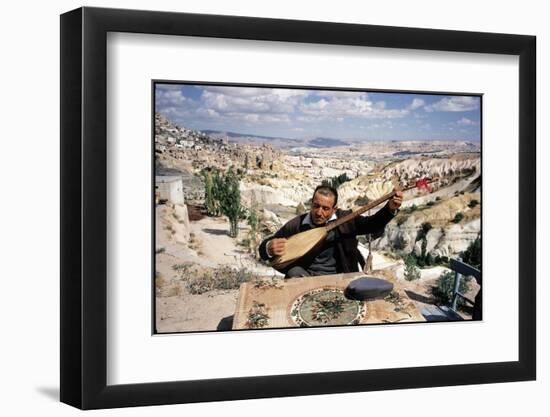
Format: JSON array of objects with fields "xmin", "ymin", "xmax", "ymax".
[{"xmin": 155, "ymin": 84, "xmax": 481, "ymax": 141}]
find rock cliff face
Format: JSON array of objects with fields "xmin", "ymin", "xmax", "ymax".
[
  {"xmin": 373, "ymin": 193, "xmax": 481, "ymax": 257},
  {"xmin": 381, "ymin": 155, "xmax": 480, "ymax": 182},
  {"xmin": 240, "ymin": 180, "xmax": 313, "ymax": 207},
  {"xmin": 379, "ymin": 219, "xmax": 480, "ymax": 257}
]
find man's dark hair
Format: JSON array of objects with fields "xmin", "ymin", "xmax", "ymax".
[{"xmin": 313, "ymin": 185, "xmax": 338, "ymax": 207}]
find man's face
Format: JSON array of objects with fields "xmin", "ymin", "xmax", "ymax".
[{"xmin": 311, "ymin": 192, "xmax": 337, "ymax": 225}]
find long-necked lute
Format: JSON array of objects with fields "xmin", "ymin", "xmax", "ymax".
[{"xmin": 269, "ymin": 179, "xmax": 431, "ymax": 272}]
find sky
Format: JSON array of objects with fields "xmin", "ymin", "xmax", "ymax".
[{"xmin": 155, "ymin": 83, "xmax": 481, "ymax": 141}]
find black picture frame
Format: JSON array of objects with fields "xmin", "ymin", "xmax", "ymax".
[{"xmin": 60, "ymin": 6, "xmax": 536, "ymax": 410}]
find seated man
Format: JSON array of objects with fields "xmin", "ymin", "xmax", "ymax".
[{"xmin": 259, "ymin": 185, "xmax": 402, "ymax": 278}]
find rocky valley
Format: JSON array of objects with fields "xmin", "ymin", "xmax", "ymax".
[{"xmin": 154, "ymin": 113, "xmax": 481, "ymax": 332}]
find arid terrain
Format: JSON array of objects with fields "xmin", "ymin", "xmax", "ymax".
[{"xmin": 154, "ymin": 113, "xmax": 481, "ymax": 332}]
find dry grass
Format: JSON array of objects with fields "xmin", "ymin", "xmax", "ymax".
[
  {"xmin": 172, "ymin": 212, "xmax": 184, "ymax": 224},
  {"xmin": 188, "ymin": 232, "xmax": 202, "ymax": 253},
  {"xmin": 186, "ymin": 266, "xmax": 256, "ymax": 295},
  {"xmin": 155, "ymin": 272, "xmax": 166, "ymax": 291}
]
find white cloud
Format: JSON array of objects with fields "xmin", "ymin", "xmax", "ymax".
[
  {"xmin": 296, "ymin": 115, "xmax": 317, "ymax": 123},
  {"xmin": 315, "ymin": 91, "xmax": 367, "ymax": 99},
  {"xmin": 271, "ymin": 89, "xmax": 310, "ymax": 100},
  {"xmin": 456, "ymin": 117, "xmax": 477, "ymax": 126},
  {"xmin": 196, "ymin": 108, "xmax": 220, "ymax": 118},
  {"xmin": 155, "ymin": 88, "xmax": 187, "ymax": 107},
  {"xmin": 408, "ymin": 98, "xmax": 425, "ymax": 110},
  {"xmin": 424, "ymin": 96, "xmax": 479, "ymax": 112},
  {"xmin": 200, "ymin": 87, "xmax": 305, "ymax": 116},
  {"xmin": 299, "ymin": 94, "xmax": 408, "ymax": 120},
  {"xmin": 202, "ymin": 86, "xmax": 264, "ymax": 97},
  {"xmin": 224, "ymin": 112, "xmax": 291, "ymax": 125},
  {"xmin": 158, "ymin": 85, "xmax": 434, "ymax": 134}
]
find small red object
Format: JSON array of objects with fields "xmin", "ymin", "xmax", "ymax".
[{"xmin": 415, "ymin": 178, "xmax": 432, "ymax": 193}]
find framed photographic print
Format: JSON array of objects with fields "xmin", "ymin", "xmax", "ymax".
[
  {"xmin": 60, "ymin": 6, "xmax": 536, "ymax": 409},
  {"xmin": 152, "ymin": 80, "xmax": 482, "ymax": 334}
]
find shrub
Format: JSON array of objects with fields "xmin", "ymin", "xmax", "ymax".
[
  {"xmin": 404, "ymin": 255, "xmax": 421, "ymax": 281},
  {"xmin": 468, "ymin": 199, "xmax": 479, "ymax": 208},
  {"xmin": 172, "ymin": 263, "xmax": 191, "ymax": 273},
  {"xmin": 452, "ymin": 212, "xmax": 464, "ymax": 223},
  {"xmin": 215, "ymin": 266, "xmax": 255, "ymax": 290},
  {"xmin": 433, "ymin": 255, "xmax": 450, "ymax": 266},
  {"xmin": 322, "ymin": 173, "xmax": 352, "ymax": 189},
  {"xmin": 432, "ymin": 271, "xmax": 470, "ymax": 307},
  {"xmin": 460, "ymin": 235, "xmax": 481, "ymax": 269},
  {"xmin": 187, "ymin": 270, "xmax": 215, "ymax": 294},
  {"xmin": 187, "ymin": 266, "xmax": 256, "ymax": 294},
  {"xmin": 392, "ymin": 233, "xmax": 407, "ymax": 251},
  {"xmin": 425, "ymin": 252, "xmax": 434, "ymax": 266}
]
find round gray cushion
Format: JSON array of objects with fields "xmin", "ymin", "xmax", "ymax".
[{"xmin": 344, "ymin": 277, "xmax": 394, "ymax": 301}]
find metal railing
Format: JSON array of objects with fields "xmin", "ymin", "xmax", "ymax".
[{"xmin": 449, "ymin": 257, "xmax": 481, "ymax": 312}]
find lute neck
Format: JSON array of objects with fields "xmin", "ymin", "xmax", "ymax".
[{"xmin": 325, "ymin": 182, "xmax": 419, "ymax": 232}]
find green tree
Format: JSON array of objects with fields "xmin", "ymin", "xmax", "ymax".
[
  {"xmin": 216, "ymin": 169, "xmax": 246, "ymax": 238},
  {"xmin": 203, "ymin": 170, "xmax": 219, "ymax": 216},
  {"xmin": 416, "ymin": 222, "xmax": 433, "ymax": 242}
]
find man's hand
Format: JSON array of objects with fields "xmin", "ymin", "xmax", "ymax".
[
  {"xmin": 267, "ymin": 238, "xmax": 287, "ymax": 257},
  {"xmin": 388, "ymin": 190, "xmax": 403, "ymax": 211}
]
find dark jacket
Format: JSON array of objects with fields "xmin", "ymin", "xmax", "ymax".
[{"xmin": 259, "ymin": 204, "xmax": 396, "ymax": 274}]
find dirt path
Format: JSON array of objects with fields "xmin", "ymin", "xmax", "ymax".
[{"xmin": 188, "ymin": 216, "xmax": 280, "ymax": 276}]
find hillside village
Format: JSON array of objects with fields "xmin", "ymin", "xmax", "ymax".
[{"xmin": 154, "ymin": 113, "xmax": 481, "ymax": 332}]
